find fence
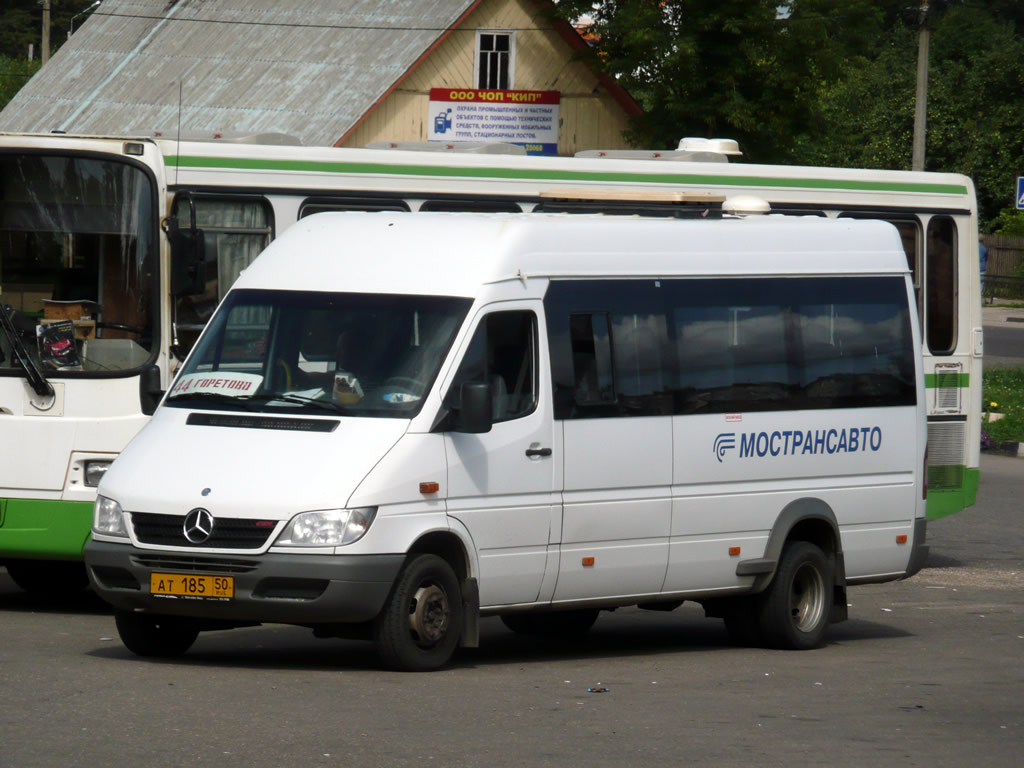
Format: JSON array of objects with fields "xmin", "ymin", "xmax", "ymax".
[
  {"xmin": 983, "ymin": 234, "xmax": 1024, "ymax": 302},
  {"xmin": 986, "ymin": 234, "xmax": 1024, "ymax": 277}
]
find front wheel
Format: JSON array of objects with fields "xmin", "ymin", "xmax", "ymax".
[
  {"xmin": 115, "ymin": 611, "xmax": 199, "ymax": 657},
  {"xmin": 757, "ymin": 541, "xmax": 833, "ymax": 650},
  {"xmin": 373, "ymin": 554, "xmax": 462, "ymax": 672}
]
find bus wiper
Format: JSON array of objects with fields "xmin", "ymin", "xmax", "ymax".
[
  {"xmin": 245, "ymin": 392, "xmax": 348, "ymax": 414},
  {"xmin": 0, "ymin": 304, "xmax": 54, "ymax": 400},
  {"xmin": 166, "ymin": 391, "xmax": 255, "ymax": 410}
]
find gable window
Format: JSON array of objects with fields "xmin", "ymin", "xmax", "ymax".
[{"xmin": 476, "ymin": 31, "xmax": 514, "ymax": 90}]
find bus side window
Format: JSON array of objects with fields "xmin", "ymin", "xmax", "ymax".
[
  {"xmin": 839, "ymin": 213, "xmax": 922, "ymax": 317},
  {"xmin": 171, "ymin": 195, "xmax": 273, "ymax": 353},
  {"xmin": 926, "ymin": 216, "xmax": 958, "ymax": 355}
]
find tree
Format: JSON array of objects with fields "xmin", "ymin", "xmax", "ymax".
[
  {"xmin": 0, "ymin": 0, "xmax": 100, "ymax": 60},
  {"xmin": 554, "ymin": 0, "xmax": 897, "ymax": 162},
  {"xmin": 0, "ymin": 55, "xmax": 40, "ymax": 110},
  {"xmin": 0, "ymin": 0, "xmax": 99, "ymax": 111},
  {"xmin": 800, "ymin": 3, "xmax": 1024, "ymax": 230},
  {"xmin": 555, "ymin": 1, "xmax": 1024, "ymax": 231}
]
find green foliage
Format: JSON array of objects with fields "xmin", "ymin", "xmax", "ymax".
[
  {"xmin": 0, "ymin": 0, "xmax": 99, "ymax": 60},
  {"xmin": 558, "ymin": 0, "xmax": 896, "ymax": 162},
  {"xmin": 992, "ymin": 209, "xmax": 1024, "ymax": 237},
  {"xmin": 556, "ymin": 1, "xmax": 1024, "ymax": 231},
  {"xmin": 983, "ymin": 367, "xmax": 1024, "ymax": 445},
  {"xmin": 0, "ymin": 55, "xmax": 40, "ymax": 111}
]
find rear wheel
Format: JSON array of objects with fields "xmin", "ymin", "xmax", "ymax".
[
  {"xmin": 4, "ymin": 560, "xmax": 89, "ymax": 594},
  {"xmin": 500, "ymin": 609, "xmax": 600, "ymax": 637},
  {"xmin": 373, "ymin": 554, "xmax": 462, "ymax": 672},
  {"xmin": 115, "ymin": 611, "xmax": 199, "ymax": 657},
  {"xmin": 757, "ymin": 541, "xmax": 833, "ymax": 650}
]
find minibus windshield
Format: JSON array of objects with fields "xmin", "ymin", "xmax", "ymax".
[{"xmin": 166, "ymin": 289, "xmax": 471, "ymax": 418}]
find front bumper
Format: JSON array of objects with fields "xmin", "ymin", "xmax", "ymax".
[{"xmin": 85, "ymin": 540, "xmax": 404, "ymax": 624}]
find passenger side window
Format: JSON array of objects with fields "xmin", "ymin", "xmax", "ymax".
[
  {"xmin": 546, "ymin": 280, "xmax": 670, "ymax": 419},
  {"xmin": 446, "ymin": 311, "xmax": 537, "ymax": 423},
  {"xmin": 546, "ymin": 277, "xmax": 916, "ymax": 420}
]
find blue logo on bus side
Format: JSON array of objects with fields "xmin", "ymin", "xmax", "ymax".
[{"xmin": 713, "ymin": 427, "xmax": 882, "ymax": 462}]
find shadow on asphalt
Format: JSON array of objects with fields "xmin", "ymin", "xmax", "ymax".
[
  {"xmin": 80, "ymin": 607, "xmax": 913, "ymax": 673},
  {"xmin": 0, "ymin": 571, "xmax": 110, "ymax": 616}
]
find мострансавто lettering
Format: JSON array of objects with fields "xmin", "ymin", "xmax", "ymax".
[{"xmin": 714, "ymin": 427, "xmax": 882, "ymax": 462}]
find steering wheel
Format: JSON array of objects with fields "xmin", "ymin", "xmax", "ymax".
[{"xmin": 382, "ymin": 376, "xmax": 426, "ymax": 394}]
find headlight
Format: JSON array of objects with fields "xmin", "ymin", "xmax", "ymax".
[
  {"xmin": 84, "ymin": 460, "xmax": 112, "ymax": 488},
  {"xmin": 93, "ymin": 495, "xmax": 129, "ymax": 538},
  {"xmin": 275, "ymin": 507, "xmax": 377, "ymax": 547}
]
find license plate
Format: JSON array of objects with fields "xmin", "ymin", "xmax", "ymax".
[{"xmin": 150, "ymin": 572, "xmax": 234, "ymax": 599}]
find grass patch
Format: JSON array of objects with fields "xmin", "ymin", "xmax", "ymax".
[{"xmin": 983, "ymin": 366, "xmax": 1024, "ymax": 444}]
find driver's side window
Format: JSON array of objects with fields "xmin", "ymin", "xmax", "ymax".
[{"xmin": 447, "ymin": 311, "xmax": 537, "ymax": 423}]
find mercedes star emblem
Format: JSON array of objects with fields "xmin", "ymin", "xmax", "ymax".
[{"xmin": 183, "ymin": 507, "xmax": 215, "ymax": 544}]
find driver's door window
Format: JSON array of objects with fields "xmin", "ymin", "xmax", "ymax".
[{"xmin": 446, "ymin": 310, "xmax": 537, "ymax": 423}]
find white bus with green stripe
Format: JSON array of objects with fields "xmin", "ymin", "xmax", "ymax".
[{"xmin": 0, "ymin": 132, "xmax": 979, "ymax": 593}]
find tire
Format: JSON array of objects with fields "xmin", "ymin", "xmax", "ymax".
[
  {"xmin": 373, "ymin": 554, "xmax": 462, "ymax": 672},
  {"xmin": 4, "ymin": 560, "xmax": 89, "ymax": 594},
  {"xmin": 115, "ymin": 611, "xmax": 199, "ymax": 657},
  {"xmin": 500, "ymin": 609, "xmax": 600, "ymax": 637},
  {"xmin": 757, "ymin": 541, "xmax": 833, "ymax": 650}
]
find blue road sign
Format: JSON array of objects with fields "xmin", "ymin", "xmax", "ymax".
[{"xmin": 1018, "ymin": 176, "xmax": 1024, "ymax": 210}]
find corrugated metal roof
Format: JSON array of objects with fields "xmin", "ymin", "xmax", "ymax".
[{"xmin": 0, "ymin": 0, "xmax": 481, "ymax": 145}]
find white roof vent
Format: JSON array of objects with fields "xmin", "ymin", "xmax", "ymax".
[
  {"xmin": 722, "ymin": 194, "xmax": 772, "ymax": 216},
  {"xmin": 677, "ymin": 137, "xmax": 742, "ymax": 156}
]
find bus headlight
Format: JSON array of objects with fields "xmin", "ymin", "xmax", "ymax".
[
  {"xmin": 84, "ymin": 460, "xmax": 112, "ymax": 487},
  {"xmin": 276, "ymin": 507, "xmax": 377, "ymax": 547},
  {"xmin": 94, "ymin": 495, "xmax": 129, "ymax": 538}
]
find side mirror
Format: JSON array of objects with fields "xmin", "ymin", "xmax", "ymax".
[
  {"xmin": 457, "ymin": 381, "xmax": 492, "ymax": 434},
  {"xmin": 138, "ymin": 363, "xmax": 164, "ymax": 416},
  {"xmin": 167, "ymin": 195, "xmax": 206, "ymax": 297}
]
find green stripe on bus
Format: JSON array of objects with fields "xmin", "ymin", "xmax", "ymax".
[
  {"xmin": 0, "ymin": 498, "xmax": 93, "ymax": 559},
  {"xmin": 925, "ymin": 373, "xmax": 970, "ymax": 388},
  {"xmin": 926, "ymin": 467, "xmax": 979, "ymax": 520},
  {"xmin": 166, "ymin": 155, "xmax": 970, "ymax": 196}
]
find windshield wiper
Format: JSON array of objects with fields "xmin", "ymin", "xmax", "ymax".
[
  {"xmin": 244, "ymin": 392, "xmax": 348, "ymax": 414},
  {"xmin": 166, "ymin": 391, "xmax": 256, "ymax": 410},
  {"xmin": 0, "ymin": 304, "xmax": 54, "ymax": 400}
]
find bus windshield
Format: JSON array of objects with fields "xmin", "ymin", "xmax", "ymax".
[
  {"xmin": 166, "ymin": 288, "xmax": 471, "ymax": 418},
  {"xmin": 0, "ymin": 153, "xmax": 156, "ymax": 375}
]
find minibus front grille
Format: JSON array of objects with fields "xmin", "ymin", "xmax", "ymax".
[
  {"xmin": 131, "ymin": 512, "xmax": 276, "ymax": 549},
  {"xmin": 131, "ymin": 554, "xmax": 260, "ymax": 574}
]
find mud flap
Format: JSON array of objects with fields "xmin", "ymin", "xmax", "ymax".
[{"xmin": 461, "ymin": 577, "xmax": 479, "ymax": 648}]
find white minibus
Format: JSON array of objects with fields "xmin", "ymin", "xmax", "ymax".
[{"xmin": 84, "ymin": 212, "xmax": 928, "ymax": 670}]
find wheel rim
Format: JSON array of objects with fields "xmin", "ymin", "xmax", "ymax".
[
  {"xmin": 790, "ymin": 562, "xmax": 826, "ymax": 633},
  {"xmin": 408, "ymin": 582, "xmax": 450, "ymax": 648}
]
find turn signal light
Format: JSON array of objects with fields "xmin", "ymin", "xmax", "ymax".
[
  {"xmin": 419, "ymin": 482, "xmax": 440, "ymax": 494},
  {"xmin": 582, "ymin": 557, "xmax": 595, "ymax": 567},
  {"xmin": 729, "ymin": 546, "xmax": 741, "ymax": 556},
  {"xmin": 896, "ymin": 534, "xmax": 908, "ymax": 544}
]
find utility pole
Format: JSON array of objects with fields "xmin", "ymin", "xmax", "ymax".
[
  {"xmin": 911, "ymin": 1, "xmax": 930, "ymax": 172},
  {"xmin": 41, "ymin": 0, "xmax": 52, "ymax": 65}
]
